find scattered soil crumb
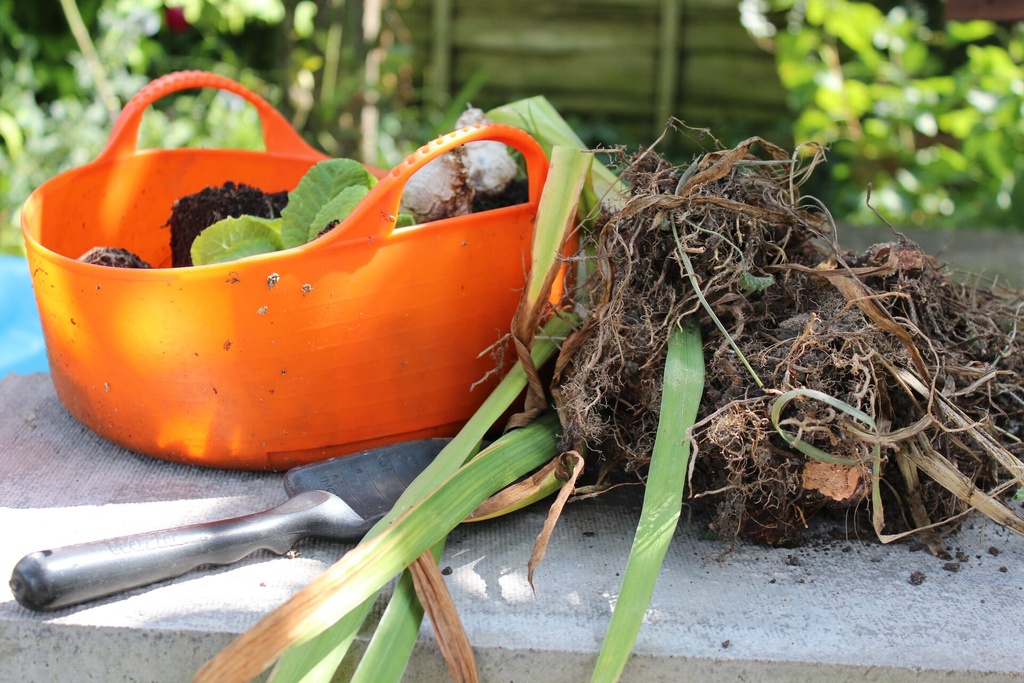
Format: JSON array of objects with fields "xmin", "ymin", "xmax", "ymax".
[
  {"xmin": 909, "ymin": 571, "xmax": 926, "ymax": 585},
  {"xmin": 988, "ymin": 546, "xmax": 1001, "ymax": 556},
  {"xmin": 943, "ymin": 561, "xmax": 961, "ymax": 573}
]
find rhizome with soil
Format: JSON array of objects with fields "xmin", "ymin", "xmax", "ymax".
[{"xmin": 555, "ymin": 135, "xmax": 1024, "ymax": 551}]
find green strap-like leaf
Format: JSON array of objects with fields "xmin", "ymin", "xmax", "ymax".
[
  {"xmin": 522, "ymin": 145, "xmax": 591, "ymax": 313},
  {"xmin": 486, "ymin": 95, "xmax": 626, "ymax": 211},
  {"xmin": 592, "ymin": 319, "xmax": 704, "ymax": 682},
  {"xmin": 256, "ymin": 413, "xmax": 559, "ymax": 668},
  {"xmin": 769, "ymin": 388, "xmax": 876, "ymax": 466},
  {"xmin": 268, "ymin": 315, "xmax": 576, "ymax": 683},
  {"xmin": 348, "ymin": 542, "xmax": 444, "ymax": 683}
]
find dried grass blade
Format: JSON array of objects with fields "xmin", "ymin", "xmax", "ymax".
[
  {"xmin": 674, "ymin": 136, "xmax": 788, "ymax": 198},
  {"xmin": 527, "ymin": 451, "xmax": 585, "ymax": 590},
  {"xmin": 408, "ymin": 552, "xmax": 478, "ymax": 683},
  {"xmin": 592, "ymin": 320, "xmax": 704, "ymax": 683},
  {"xmin": 893, "ymin": 452, "xmax": 945, "ymax": 555},
  {"xmin": 466, "ymin": 455, "xmax": 571, "ymax": 522},
  {"xmin": 894, "ymin": 367, "xmax": 1024, "ymax": 482},
  {"xmin": 904, "ymin": 437, "xmax": 1024, "ymax": 536},
  {"xmin": 827, "ymin": 273, "xmax": 931, "ymax": 383}
]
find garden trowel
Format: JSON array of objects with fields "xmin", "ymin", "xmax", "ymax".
[{"xmin": 9, "ymin": 438, "xmax": 449, "ymax": 611}]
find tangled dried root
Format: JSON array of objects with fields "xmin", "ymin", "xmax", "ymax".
[{"xmin": 558, "ymin": 135, "xmax": 1024, "ymax": 547}]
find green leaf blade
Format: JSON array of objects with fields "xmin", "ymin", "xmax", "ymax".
[
  {"xmin": 487, "ymin": 96, "xmax": 626, "ymax": 211},
  {"xmin": 524, "ymin": 145, "xmax": 591, "ymax": 311},
  {"xmin": 592, "ymin": 320, "xmax": 704, "ymax": 683},
  {"xmin": 348, "ymin": 542, "xmax": 444, "ymax": 683},
  {"xmin": 268, "ymin": 414, "xmax": 561, "ymax": 655}
]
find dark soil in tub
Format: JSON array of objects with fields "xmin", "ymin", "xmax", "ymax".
[{"xmin": 167, "ymin": 182, "xmax": 288, "ymax": 267}]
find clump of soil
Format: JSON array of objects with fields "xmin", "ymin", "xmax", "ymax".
[
  {"xmin": 472, "ymin": 177, "xmax": 529, "ymax": 213},
  {"xmin": 558, "ymin": 136, "xmax": 1024, "ymax": 548},
  {"xmin": 78, "ymin": 246, "xmax": 152, "ymax": 268},
  {"xmin": 167, "ymin": 182, "xmax": 288, "ymax": 267}
]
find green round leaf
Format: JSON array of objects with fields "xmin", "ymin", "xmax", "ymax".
[
  {"xmin": 190, "ymin": 215, "xmax": 285, "ymax": 266},
  {"xmin": 308, "ymin": 185, "xmax": 370, "ymax": 242},
  {"xmin": 280, "ymin": 158, "xmax": 377, "ymax": 248}
]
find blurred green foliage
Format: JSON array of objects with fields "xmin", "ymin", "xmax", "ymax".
[
  {"xmin": 745, "ymin": 0, "xmax": 1024, "ymax": 229},
  {"xmin": 4, "ymin": 1, "xmax": 1024, "ymax": 256},
  {"xmin": 0, "ymin": 0, "xmax": 437, "ymax": 255}
]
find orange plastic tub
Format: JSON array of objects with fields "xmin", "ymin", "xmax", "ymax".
[{"xmin": 22, "ymin": 71, "xmax": 550, "ymax": 470}]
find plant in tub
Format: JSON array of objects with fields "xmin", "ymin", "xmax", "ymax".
[
  {"xmin": 188, "ymin": 158, "xmax": 390, "ymax": 266},
  {"xmin": 79, "ymin": 109, "xmax": 522, "ymax": 269}
]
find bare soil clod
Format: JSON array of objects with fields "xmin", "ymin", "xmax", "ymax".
[{"xmin": 78, "ymin": 247, "xmax": 152, "ymax": 269}]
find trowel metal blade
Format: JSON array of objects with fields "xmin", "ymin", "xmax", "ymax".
[{"xmin": 283, "ymin": 437, "xmax": 451, "ymax": 521}]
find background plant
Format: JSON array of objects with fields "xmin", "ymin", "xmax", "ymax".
[
  {"xmin": 0, "ymin": 0, "xmax": 436, "ymax": 255},
  {"xmin": 743, "ymin": 0, "xmax": 1024, "ymax": 230},
  {"xmin": 6, "ymin": 1, "xmax": 1024, "ymax": 255}
]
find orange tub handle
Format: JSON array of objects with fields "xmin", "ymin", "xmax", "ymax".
[
  {"xmin": 95, "ymin": 70, "xmax": 322, "ymax": 162},
  {"xmin": 324, "ymin": 123, "xmax": 550, "ymax": 244}
]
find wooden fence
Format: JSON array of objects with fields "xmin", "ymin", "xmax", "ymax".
[{"xmin": 396, "ymin": 0, "xmax": 792, "ymax": 149}]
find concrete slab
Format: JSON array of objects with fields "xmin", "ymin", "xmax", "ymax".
[{"xmin": 1, "ymin": 372, "xmax": 1023, "ymax": 682}]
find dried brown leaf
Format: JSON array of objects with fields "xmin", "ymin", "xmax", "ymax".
[
  {"xmin": 527, "ymin": 451, "xmax": 586, "ymax": 591},
  {"xmin": 409, "ymin": 552, "xmax": 478, "ymax": 683},
  {"xmin": 903, "ymin": 438, "xmax": 1024, "ymax": 536},
  {"xmin": 465, "ymin": 456, "xmax": 566, "ymax": 521}
]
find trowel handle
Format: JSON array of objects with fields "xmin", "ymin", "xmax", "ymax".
[{"xmin": 9, "ymin": 490, "xmax": 357, "ymax": 611}]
